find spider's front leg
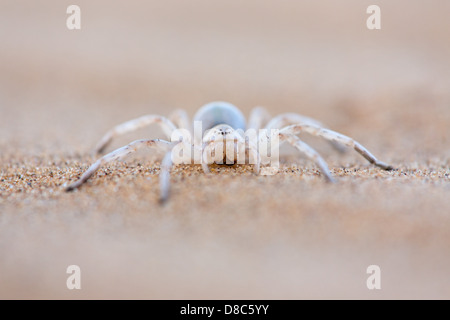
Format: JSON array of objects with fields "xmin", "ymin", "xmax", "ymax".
[
  {"xmin": 159, "ymin": 150, "xmax": 174, "ymax": 204},
  {"xmin": 66, "ymin": 139, "xmax": 173, "ymax": 195},
  {"xmin": 281, "ymin": 124, "xmax": 394, "ymax": 170},
  {"xmin": 265, "ymin": 112, "xmax": 347, "ymax": 153},
  {"xmin": 201, "ymin": 132, "xmax": 260, "ymax": 174}
]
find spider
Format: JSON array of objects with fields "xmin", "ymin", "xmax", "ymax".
[{"xmin": 65, "ymin": 101, "xmax": 393, "ymax": 202}]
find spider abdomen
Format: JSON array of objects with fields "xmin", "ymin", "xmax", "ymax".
[{"xmin": 193, "ymin": 101, "xmax": 246, "ymax": 133}]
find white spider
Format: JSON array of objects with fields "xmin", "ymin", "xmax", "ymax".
[{"xmin": 66, "ymin": 101, "xmax": 393, "ymax": 202}]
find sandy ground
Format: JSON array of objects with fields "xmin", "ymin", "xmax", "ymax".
[{"xmin": 0, "ymin": 1, "xmax": 449, "ymax": 299}]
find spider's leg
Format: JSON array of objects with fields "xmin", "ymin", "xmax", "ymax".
[
  {"xmin": 229, "ymin": 129, "xmax": 260, "ymax": 173},
  {"xmin": 228, "ymin": 130, "xmax": 260, "ymax": 173},
  {"xmin": 66, "ymin": 139, "xmax": 173, "ymax": 191},
  {"xmin": 248, "ymin": 106, "xmax": 271, "ymax": 130},
  {"xmin": 159, "ymin": 150, "xmax": 173, "ymax": 204},
  {"xmin": 201, "ymin": 137, "xmax": 261, "ymax": 176},
  {"xmin": 242, "ymin": 140, "xmax": 260, "ymax": 173},
  {"xmin": 265, "ymin": 112, "xmax": 346, "ymax": 153},
  {"xmin": 265, "ymin": 113, "xmax": 324, "ymax": 130},
  {"xmin": 169, "ymin": 109, "xmax": 191, "ymax": 132},
  {"xmin": 280, "ymin": 133, "xmax": 335, "ymax": 182},
  {"xmin": 201, "ymin": 141, "xmax": 216, "ymax": 173},
  {"xmin": 201, "ymin": 127, "xmax": 225, "ymax": 173},
  {"xmin": 280, "ymin": 124, "xmax": 394, "ymax": 170},
  {"xmin": 94, "ymin": 115, "xmax": 177, "ymax": 154}
]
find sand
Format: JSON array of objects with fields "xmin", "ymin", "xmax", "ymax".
[{"xmin": 1, "ymin": 1, "xmax": 449, "ymax": 299}]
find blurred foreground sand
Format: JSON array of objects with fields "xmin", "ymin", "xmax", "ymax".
[{"xmin": 0, "ymin": 1, "xmax": 449, "ymax": 299}]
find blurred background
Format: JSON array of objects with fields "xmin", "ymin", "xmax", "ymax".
[
  {"xmin": 1, "ymin": 0, "xmax": 449, "ymax": 154},
  {"xmin": 0, "ymin": 0, "xmax": 449, "ymax": 299}
]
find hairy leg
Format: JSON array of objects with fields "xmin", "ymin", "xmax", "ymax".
[
  {"xmin": 159, "ymin": 151, "xmax": 174, "ymax": 204},
  {"xmin": 66, "ymin": 139, "xmax": 173, "ymax": 191},
  {"xmin": 94, "ymin": 115, "xmax": 177, "ymax": 154},
  {"xmin": 169, "ymin": 109, "xmax": 191, "ymax": 132},
  {"xmin": 248, "ymin": 106, "xmax": 271, "ymax": 130},
  {"xmin": 266, "ymin": 112, "xmax": 346, "ymax": 152},
  {"xmin": 279, "ymin": 133, "xmax": 335, "ymax": 182},
  {"xmin": 280, "ymin": 124, "xmax": 393, "ymax": 170}
]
